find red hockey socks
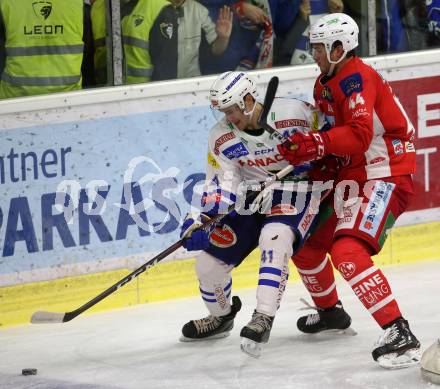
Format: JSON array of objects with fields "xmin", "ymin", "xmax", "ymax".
[
  {"xmin": 330, "ymin": 236, "xmax": 402, "ymax": 327},
  {"xmin": 292, "ymin": 249, "xmax": 339, "ymax": 309}
]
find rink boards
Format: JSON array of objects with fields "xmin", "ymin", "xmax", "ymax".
[
  {"xmin": 1, "ymin": 220, "xmax": 440, "ymax": 327},
  {"xmin": 1, "ymin": 49, "xmax": 440, "ymax": 326}
]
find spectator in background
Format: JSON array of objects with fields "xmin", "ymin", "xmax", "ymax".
[
  {"xmin": 200, "ymin": 0, "xmax": 298, "ymax": 74},
  {"xmin": 344, "ymin": 0, "xmax": 430, "ymax": 54},
  {"xmin": 148, "ymin": 1, "xmax": 232, "ymax": 81},
  {"xmin": 0, "ymin": 0, "xmax": 93, "ymax": 99},
  {"xmin": 233, "ymin": 0, "xmax": 274, "ymax": 70},
  {"xmin": 121, "ymin": 0, "xmax": 168, "ymax": 84},
  {"xmin": 90, "ymin": 0, "xmax": 107, "ymax": 85},
  {"xmin": 378, "ymin": 0, "xmax": 410, "ymax": 52},
  {"xmin": 426, "ymin": 0, "xmax": 440, "ymax": 46},
  {"xmin": 286, "ymin": 0, "xmax": 344, "ymax": 66}
]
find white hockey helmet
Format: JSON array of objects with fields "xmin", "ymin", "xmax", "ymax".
[
  {"xmin": 309, "ymin": 13, "xmax": 359, "ymax": 64},
  {"xmin": 209, "ymin": 71, "xmax": 258, "ymax": 111}
]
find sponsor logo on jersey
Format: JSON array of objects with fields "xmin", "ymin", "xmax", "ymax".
[
  {"xmin": 368, "ymin": 156, "xmax": 386, "ymax": 165},
  {"xmin": 222, "ymin": 142, "xmax": 249, "ymax": 160},
  {"xmin": 274, "ymin": 119, "xmax": 309, "ymax": 129},
  {"xmin": 325, "ymin": 114, "xmax": 335, "ymax": 126},
  {"xmin": 268, "ymin": 204, "xmax": 298, "ymax": 216},
  {"xmin": 348, "ymin": 93, "xmax": 365, "ymax": 110},
  {"xmin": 392, "ymin": 139, "xmax": 404, "ymax": 155},
  {"xmin": 207, "ymin": 152, "xmax": 220, "ymax": 169},
  {"xmin": 340, "ymin": 72, "xmax": 363, "ymax": 97},
  {"xmin": 214, "ymin": 131, "xmax": 235, "ymax": 155},
  {"xmin": 351, "ymin": 108, "xmax": 369, "ymax": 118},
  {"xmin": 298, "ymin": 205, "xmax": 316, "ymax": 238},
  {"xmin": 338, "ymin": 262, "xmax": 356, "ymax": 279},
  {"xmin": 359, "ymin": 181, "xmax": 395, "ymax": 237},
  {"xmin": 209, "ymin": 225, "xmax": 237, "ymax": 248},
  {"xmin": 254, "ymin": 147, "xmax": 274, "ymax": 155},
  {"xmin": 337, "ymin": 205, "xmax": 354, "ymax": 225},
  {"xmin": 311, "ymin": 111, "xmax": 319, "ymax": 130},
  {"xmin": 321, "ymin": 85, "xmax": 334, "ymax": 102},
  {"xmin": 405, "ymin": 141, "xmax": 415, "ymax": 152},
  {"xmin": 238, "ymin": 154, "xmax": 284, "ymax": 167}
]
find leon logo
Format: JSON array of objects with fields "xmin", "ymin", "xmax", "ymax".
[
  {"xmin": 160, "ymin": 23, "xmax": 174, "ymax": 39},
  {"xmin": 338, "ymin": 262, "xmax": 356, "ymax": 279},
  {"xmin": 210, "ymin": 225, "xmax": 237, "ymax": 248},
  {"xmin": 33, "ymin": 1, "xmax": 52, "ymax": 20},
  {"xmin": 133, "ymin": 15, "xmax": 144, "ymax": 27}
]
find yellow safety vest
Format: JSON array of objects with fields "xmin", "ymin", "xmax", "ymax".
[
  {"xmin": 0, "ymin": 0, "xmax": 84, "ymax": 99},
  {"xmin": 91, "ymin": 0, "xmax": 107, "ymax": 85},
  {"xmin": 121, "ymin": 0, "xmax": 168, "ymax": 84}
]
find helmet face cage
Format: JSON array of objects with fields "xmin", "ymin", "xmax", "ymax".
[
  {"xmin": 309, "ymin": 13, "xmax": 359, "ymax": 65},
  {"xmin": 209, "ymin": 71, "xmax": 258, "ymax": 112}
]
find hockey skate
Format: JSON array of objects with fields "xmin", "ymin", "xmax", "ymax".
[
  {"xmin": 180, "ymin": 296, "xmax": 242, "ymax": 342},
  {"xmin": 372, "ymin": 318, "xmax": 421, "ymax": 369},
  {"xmin": 240, "ymin": 310, "xmax": 274, "ymax": 358},
  {"xmin": 297, "ymin": 299, "xmax": 357, "ymax": 336}
]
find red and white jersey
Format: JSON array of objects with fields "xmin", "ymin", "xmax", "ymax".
[
  {"xmin": 202, "ymin": 97, "xmax": 325, "ymax": 212},
  {"xmin": 313, "ymin": 56, "xmax": 416, "ymax": 181}
]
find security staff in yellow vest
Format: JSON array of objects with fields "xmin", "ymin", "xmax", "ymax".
[
  {"xmin": 121, "ymin": 0, "xmax": 168, "ymax": 84},
  {"xmin": 0, "ymin": 0, "xmax": 89, "ymax": 99},
  {"xmin": 90, "ymin": 0, "xmax": 107, "ymax": 85}
]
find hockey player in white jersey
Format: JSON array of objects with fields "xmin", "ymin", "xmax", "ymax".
[{"xmin": 179, "ymin": 71, "xmax": 331, "ymax": 357}]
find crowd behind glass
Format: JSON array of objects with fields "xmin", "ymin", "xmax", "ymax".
[{"xmin": 0, "ymin": 0, "xmax": 439, "ymax": 99}]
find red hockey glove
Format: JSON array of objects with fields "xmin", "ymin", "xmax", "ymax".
[
  {"xmin": 277, "ymin": 131, "xmax": 330, "ymax": 165},
  {"xmin": 308, "ymin": 155, "xmax": 341, "ymax": 181}
]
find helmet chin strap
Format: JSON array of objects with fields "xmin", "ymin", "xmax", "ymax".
[
  {"xmin": 243, "ymin": 99, "xmax": 258, "ymax": 125},
  {"xmin": 326, "ymin": 47, "xmax": 348, "ymax": 77}
]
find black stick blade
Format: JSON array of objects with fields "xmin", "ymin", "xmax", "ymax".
[{"xmin": 258, "ymin": 76, "xmax": 279, "ymax": 127}]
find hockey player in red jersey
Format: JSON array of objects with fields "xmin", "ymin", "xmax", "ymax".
[{"xmin": 277, "ymin": 13, "xmax": 421, "ymax": 369}]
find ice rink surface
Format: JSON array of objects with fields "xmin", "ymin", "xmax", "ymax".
[{"xmin": 1, "ymin": 259, "xmax": 439, "ymax": 389}]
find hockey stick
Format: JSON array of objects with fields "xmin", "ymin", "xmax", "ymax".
[
  {"xmin": 31, "ymin": 163, "xmax": 294, "ymax": 324},
  {"xmin": 258, "ymin": 76, "xmax": 295, "ymax": 149}
]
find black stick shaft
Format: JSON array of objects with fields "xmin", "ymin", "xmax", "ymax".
[{"xmin": 258, "ymin": 76, "xmax": 295, "ymax": 147}]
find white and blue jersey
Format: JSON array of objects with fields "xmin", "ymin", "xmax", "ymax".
[{"xmin": 201, "ymin": 97, "xmax": 328, "ymax": 264}]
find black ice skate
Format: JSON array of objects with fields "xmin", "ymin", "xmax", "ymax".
[
  {"xmin": 372, "ymin": 318, "xmax": 421, "ymax": 369},
  {"xmin": 240, "ymin": 310, "xmax": 274, "ymax": 358},
  {"xmin": 297, "ymin": 299, "xmax": 357, "ymax": 336},
  {"xmin": 180, "ymin": 296, "xmax": 242, "ymax": 342}
]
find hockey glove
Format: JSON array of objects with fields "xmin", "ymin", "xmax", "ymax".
[
  {"xmin": 308, "ymin": 155, "xmax": 341, "ymax": 181},
  {"xmin": 180, "ymin": 213, "xmax": 213, "ymax": 251},
  {"xmin": 277, "ymin": 131, "xmax": 330, "ymax": 166}
]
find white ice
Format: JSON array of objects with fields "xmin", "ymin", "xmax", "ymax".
[{"xmin": 1, "ymin": 260, "xmax": 439, "ymax": 389}]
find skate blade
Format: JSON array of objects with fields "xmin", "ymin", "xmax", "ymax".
[
  {"xmin": 240, "ymin": 337, "xmax": 263, "ymax": 358},
  {"xmin": 179, "ymin": 331, "xmax": 231, "ymax": 342},
  {"xmin": 310, "ymin": 326, "xmax": 358, "ymax": 336},
  {"xmin": 377, "ymin": 348, "xmax": 421, "ymax": 370}
]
